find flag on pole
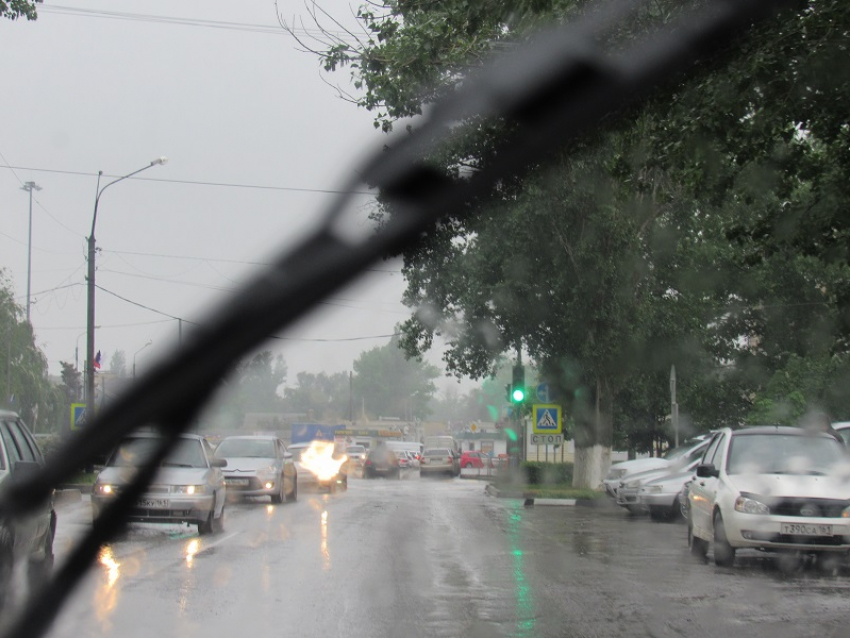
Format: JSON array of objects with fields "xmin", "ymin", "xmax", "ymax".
[{"xmin": 94, "ymin": 350, "xmax": 102, "ymax": 370}]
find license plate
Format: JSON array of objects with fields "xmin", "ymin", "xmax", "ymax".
[
  {"xmin": 226, "ymin": 478, "xmax": 250, "ymax": 486},
  {"xmin": 781, "ymin": 522, "xmax": 833, "ymax": 536},
  {"xmin": 136, "ymin": 499, "xmax": 169, "ymax": 509}
]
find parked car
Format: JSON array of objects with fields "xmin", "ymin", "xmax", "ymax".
[
  {"xmin": 214, "ymin": 435, "xmax": 297, "ymax": 504},
  {"xmin": 92, "ymin": 432, "xmax": 227, "ymax": 535},
  {"xmin": 363, "ymin": 446, "xmax": 400, "ymax": 479},
  {"xmin": 0, "ymin": 410, "xmax": 56, "ymax": 607},
  {"xmin": 616, "ymin": 457, "xmax": 702, "ymax": 516},
  {"xmin": 688, "ymin": 426, "xmax": 850, "ymax": 567},
  {"xmin": 460, "ymin": 451, "xmax": 491, "ymax": 469},
  {"xmin": 420, "ymin": 448, "xmax": 460, "ymax": 477},
  {"xmin": 603, "ymin": 435, "xmax": 711, "ymax": 497},
  {"xmin": 638, "ymin": 465, "xmax": 701, "ymax": 521},
  {"xmin": 288, "ymin": 441, "xmax": 348, "ymax": 491},
  {"xmin": 832, "ymin": 421, "xmax": 850, "ymax": 446}
]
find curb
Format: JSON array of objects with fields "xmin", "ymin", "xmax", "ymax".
[{"xmin": 485, "ymin": 483, "xmax": 606, "ymax": 507}]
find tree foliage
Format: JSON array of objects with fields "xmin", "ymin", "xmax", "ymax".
[
  {"xmin": 0, "ymin": 0, "xmax": 39, "ymax": 21},
  {"xmin": 302, "ymin": 1, "xmax": 850, "ymax": 484},
  {"xmin": 0, "ymin": 270, "xmax": 61, "ymax": 431},
  {"xmin": 352, "ymin": 336, "xmax": 440, "ymax": 421},
  {"xmin": 284, "ymin": 371, "xmax": 351, "ymax": 421}
]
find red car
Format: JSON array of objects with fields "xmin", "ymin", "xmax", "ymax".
[{"xmin": 460, "ymin": 451, "xmax": 491, "ymax": 469}]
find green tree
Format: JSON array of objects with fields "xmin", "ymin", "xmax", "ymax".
[
  {"xmin": 284, "ymin": 371, "xmax": 351, "ymax": 422},
  {"xmin": 202, "ymin": 351, "xmax": 287, "ymax": 430},
  {"xmin": 0, "ymin": 0, "xmax": 39, "ymax": 21},
  {"xmin": 109, "ymin": 350, "xmax": 127, "ymax": 378},
  {"xmin": 0, "ymin": 270, "xmax": 54, "ymax": 429},
  {"xmin": 352, "ymin": 336, "xmax": 440, "ymax": 421},
  {"xmin": 304, "ymin": 0, "xmax": 850, "ymax": 485}
]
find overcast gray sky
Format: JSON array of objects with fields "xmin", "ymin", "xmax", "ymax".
[{"xmin": 0, "ymin": 1, "xmax": 464, "ymax": 391}]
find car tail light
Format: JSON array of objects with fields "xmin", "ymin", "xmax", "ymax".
[
  {"xmin": 365, "ymin": 460, "xmax": 372, "ymax": 466},
  {"xmin": 447, "ymin": 457, "xmax": 452, "ymax": 464}
]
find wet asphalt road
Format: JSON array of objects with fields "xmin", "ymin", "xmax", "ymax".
[{"xmin": 36, "ymin": 473, "xmax": 850, "ymax": 638}]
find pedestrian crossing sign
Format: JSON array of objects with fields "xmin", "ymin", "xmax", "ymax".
[{"xmin": 532, "ymin": 404, "xmax": 562, "ymax": 434}]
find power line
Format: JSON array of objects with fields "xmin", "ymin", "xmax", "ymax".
[
  {"xmin": 101, "ymin": 248, "xmax": 402, "ymax": 273},
  {"xmin": 38, "ymin": 4, "xmax": 359, "ymax": 41},
  {"xmin": 0, "ymin": 164, "xmax": 374, "ymax": 196},
  {"xmin": 93, "ymin": 283, "xmax": 400, "ymax": 343}
]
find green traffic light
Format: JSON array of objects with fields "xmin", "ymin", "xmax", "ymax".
[{"xmin": 512, "ymin": 388, "xmax": 525, "ymax": 402}]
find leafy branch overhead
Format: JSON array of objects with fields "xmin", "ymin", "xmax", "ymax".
[{"xmin": 1, "ymin": 0, "xmax": 40, "ymax": 21}]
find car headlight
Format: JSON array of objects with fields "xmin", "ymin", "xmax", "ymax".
[
  {"xmin": 95, "ymin": 484, "xmax": 115, "ymax": 495},
  {"xmin": 606, "ymin": 468, "xmax": 627, "ymax": 480},
  {"xmin": 257, "ymin": 466, "xmax": 278, "ymax": 478},
  {"xmin": 175, "ymin": 485, "xmax": 207, "ymax": 495},
  {"xmin": 644, "ymin": 485, "xmax": 664, "ymax": 494},
  {"xmin": 734, "ymin": 495, "xmax": 770, "ymax": 515}
]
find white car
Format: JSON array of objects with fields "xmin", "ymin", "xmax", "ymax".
[
  {"xmin": 617, "ymin": 457, "xmax": 702, "ymax": 517},
  {"xmin": 639, "ymin": 465, "xmax": 701, "ymax": 521},
  {"xmin": 603, "ymin": 435, "xmax": 711, "ymax": 497},
  {"xmin": 688, "ymin": 426, "xmax": 850, "ymax": 567}
]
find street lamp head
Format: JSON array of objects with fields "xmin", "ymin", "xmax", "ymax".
[{"xmin": 152, "ymin": 156, "xmax": 168, "ymax": 166}]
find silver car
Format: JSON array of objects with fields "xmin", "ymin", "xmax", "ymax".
[
  {"xmin": 92, "ymin": 433, "xmax": 227, "ymax": 535},
  {"xmin": 638, "ymin": 465, "xmax": 701, "ymax": 521},
  {"xmin": 420, "ymin": 448, "xmax": 460, "ymax": 477},
  {"xmin": 214, "ymin": 436, "xmax": 297, "ymax": 504}
]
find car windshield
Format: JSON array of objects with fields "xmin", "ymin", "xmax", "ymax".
[
  {"xmin": 662, "ymin": 439, "xmax": 705, "ymax": 461},
  {"xmin": 108, "ymin": 438, "xmax": 207, "ymax": 469},
  {"xmin": 726, "ymin": 434, "xmax": 845, "ymax": 475},
  {"xmin": 215, "ymin": 438, "xmax": 275, "ymax": 459},
  {"xmin": 6, "ymin": 2, "xmax": 850, "ymax": 638}
]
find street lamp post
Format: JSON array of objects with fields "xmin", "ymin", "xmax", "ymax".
[
  {"xmin": 133, "ymin": 340, "xmax": 152, "ymax": 378},
  {"xmin": 85, "ymin": 158, "xmax": 167, "ymax": 414},
  {"xmin": 20, "ymin": 181, "xmax": 42, "ymax": 323}
]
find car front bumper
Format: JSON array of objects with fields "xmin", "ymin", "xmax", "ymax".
[
  {"xmin": 724, "ymin": 513, "xmax": 850, "ymax": 552},
  {"xmin": 224, "ymin": 474, "xmax": 281, "ymax": 497},
  {"xmin": 639, "ymin": 490, "xmax": 679, "ymax": 508},
  {"xmin": 93, "ymin": 492, "xmax": 216, "ymax": 525}
]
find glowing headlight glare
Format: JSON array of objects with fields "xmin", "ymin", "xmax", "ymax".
[
  {"xmin": 734, "ymin": 496, "xmax": 770, "ymax": 515},
  {"xmin": 99, "ymin": 484, "xmax": 113, "ymax": 495},
  {"xmin": 842, "ymin": 506, "xmax": 850, "ymax": 518}
]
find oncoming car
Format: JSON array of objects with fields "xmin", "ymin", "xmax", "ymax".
[
  {"xmin": 687, "ymin": 427, "xmax": 850, "ymax": 566},
  {"xmin": 92, "ymin": 433, "xmax": 227, "ymax": 535},
  {"xmin": 214, "ymin": 435, "xmax": 297, "ymax": 504},
  {"xmin": 288, "ymin": 441, "xmax": 348, "ymax": 491}
]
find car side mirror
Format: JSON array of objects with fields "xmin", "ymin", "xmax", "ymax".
[
  {"xmin": 695, "ymin": 464, "xmax": 719, "ymax": 479},
  {"xmin": 284, "ymin": 452, "xmax": 293, "ymax": 460},
  {"xmin": 211, "ymin": 458, "xmax": 227, "ymax": 468}
]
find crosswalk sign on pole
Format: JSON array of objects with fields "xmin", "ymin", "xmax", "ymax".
[
  {"xmin": 71, "ymin": 403, "xmax": 87, "ymax": 431},
  {"xmin": 532, "ymin": 404, "xmax": 562, "ymax": 434}
]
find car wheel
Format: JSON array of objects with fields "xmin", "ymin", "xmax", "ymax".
[
  {"xmin": 198, "ymin": 508, "xmax": 215, "ymax": 535},
  {"xmin": 212, "ymin": 503, "xmax": 225, "ymax": 534},
  {"xmin": 28, "ymin": 519, "xmax": 55, "ymax": 593},
  {"xmin": 712, "ymin": 511, "xmax": 735, "ymax": 567},
  {"xmin": 688, "ymin": 520, "xmax": 708, "ymax": 559},
  {"xmin": 271, "ymin": 481, "xmax": 285, "ymax": 505},
  {"xmin": 288, "ymin": 479, "xmax": 298, "ymax": 502}
]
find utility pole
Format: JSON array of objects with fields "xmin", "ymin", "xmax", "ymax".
[
  {"xmin": 20, "ymin": 181, "xmax": 41, "ymax": 323},
  {"xmin": 670, "ymin": 365, "xmax": 679, "ymax": 448}
]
